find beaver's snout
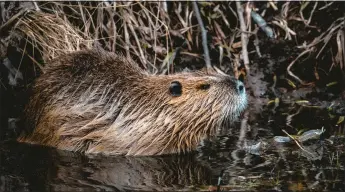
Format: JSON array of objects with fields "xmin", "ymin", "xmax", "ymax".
[
  {"xmin": 225, "ymin": 77, "xmax": 246, "ymax": 95},
  {"xmin": 235, "ymin": 80, "xmax": 245, "ymax": 95},
  {"xmin": 224, "ymin": 77, "xmax": 247, "ymax": 116}
]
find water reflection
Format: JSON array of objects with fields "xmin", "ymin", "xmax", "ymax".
[
  {"xmin": 52, "ymin": 152, "xmax": 211, "ymax": 191},
  {"xmin": 1, "ymin": 138, "xmax": 344, "ymax": 192},
  {"xmin": 0, "ymin": 142, "xmax": 214, "ymax": 191}
]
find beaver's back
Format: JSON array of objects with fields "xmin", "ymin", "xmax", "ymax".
[
  {"xmin": 46, "ymin": 49, "xmax": 143, "ymax": 83},
  {"xmin": 25, "ymin": 50, "xmax": 140, "ymax": 126},
  {"xmin": 21, "ymin": 50, "xmax": 138, "ymax": 146}
]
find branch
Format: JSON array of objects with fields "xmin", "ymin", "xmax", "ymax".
[
  {"xmin": 192, "ymin": 2, "xmax": 211, "ymax": 69},
  {"xmin": 236, "ymin": 2, "xmax": 250, "ymax": 72}
]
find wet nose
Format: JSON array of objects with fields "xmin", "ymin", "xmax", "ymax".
[{"xmin": 236, "ymin": 80, "xmax": 245, "ymax": 94}]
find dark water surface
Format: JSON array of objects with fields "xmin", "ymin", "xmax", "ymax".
[{"xmin": 0, "ymin": 130, "xmax": 344, "ymax": 192}]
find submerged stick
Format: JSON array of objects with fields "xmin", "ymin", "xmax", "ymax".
[
  {"xmin": 192, "ymin": 2, "xmax": 211, "ymax": 69},
  {"xmin": 282, "ymin": 129, "xmax": 314, "ymax": 156},
  {"xmin": 237, "ymin": 110, "xmax": 249, "ymax": 148}
]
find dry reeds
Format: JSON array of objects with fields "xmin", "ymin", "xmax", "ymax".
[
  {"xmin": 14, "ymin": 11, "xmax": 93, "ymax": 62},
  {"xmin": 1, "ymin": 1, "xmax": 344, "ymax": 78}
]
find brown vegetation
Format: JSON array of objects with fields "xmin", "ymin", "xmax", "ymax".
[{"xmin": 0, "ymin": 2, "xmax": 343, "ymax": 78}]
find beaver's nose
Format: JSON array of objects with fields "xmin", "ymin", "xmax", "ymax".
[{"xmin": 236, "ymin": 80, "xmax": 245, "ymax": 94}]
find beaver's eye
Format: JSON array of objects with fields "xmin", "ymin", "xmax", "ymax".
[
  {"xmin": 169, "ymin": 81, "xmax": 182, "ymax": 96},
  {"xmin": 198, "ymin": 84, "xmax": 210, "ymax": 90}
]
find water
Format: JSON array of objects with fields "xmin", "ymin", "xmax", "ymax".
[{"xmin": 1, "ymin": 131, "xmax": 344, "ymax": 191}]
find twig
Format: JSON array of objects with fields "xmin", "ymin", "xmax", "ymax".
[
  {"xmin": 272, "ymin": 19, "xmax": 296, "ymax": 40},
  {"xmin": 268, "ymin": 1, "xmax": 278, "ymax": 11},
  {"xmin": 253, "ymin": 27, "xmax": 262, "ymax": 57},
  {"xmin": 285, "ymin": 106, "xmax": 302, "ymax": 128},
  {"xmin": 17, "ymin": 47, "xmax": 45, "ymax": 72},
  {"xmin": 287, "ymin": 48, "xmax": 313, "ymax": 85},
  {"xmin": 153, "ymin": 2, "xmax": 161, "ymax": 70},
  {"xmin": 162, "ymin": 0, "xmax": 168, "ymax": 13},
  {"xmin": 281, "ymin": 2, "xmax": 290, "ymax": 18},
  {"xmin": 316, "ymin": 21, "xmax": 344, "ymax": 58},
  {"xmin": 300, "ymin": 2, "xmax": 318, "ymax": 27},
  {"xmin": 233, "ymin": 54, "xmax": 240, "ymax": 78},
  {"xmin": 192, "ymin": 2, "xmax": 211, "ymax": 69},
  {"xmin": 122, "ymin": 10, "xmax": 130, "ymax": 60},
  {"xmin": 33, "ymin": 2, "xmax": 41, "ymax": 11},
  {"xmin": 282, "ymin": 129, "xmax": 314, "ymax": 156},
  {"xmin": 15, "ymin": 37, "xmax": 28, "ymax": 80},
  {"xmin": 335, "ymin": 29, "xmax": 345, "ymax": 69},
  {"xmin": 78, "ymin": 2, "xmax": 88, "ymax": 36},
  {"xmin": 307, "ymin": 2, "xmax": 318, "ymax": 25},
  {"xmin": 125, "ymin": 12, "xmax": 148, "ymax": 68},
  {"xmin": 236, "ymin": 2, "xmax": 250, "ymax": 72},
  {"xmin": 319, "ymin": 2, "xmax": 333, "ymax": 10},
  {"xmin": 105, "ymin": 1, "xmax": 117, "ymax": 52},
  {"xmin": 0, "ymin": 8, "xmax": 29, "ymax": 34}
]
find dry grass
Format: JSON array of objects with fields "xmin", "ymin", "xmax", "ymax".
[
  {"xmin": 15, "ymin": 11, "xmax": 93, "ymax": 62},
  {"xmin": 1, "ymin": 1, "xmax": 343, "ymax": 78}
]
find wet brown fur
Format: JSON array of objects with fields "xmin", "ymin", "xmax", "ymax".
[{"xmin": 17, "ymin": 49, "xmax": 247, "ymax": 156}]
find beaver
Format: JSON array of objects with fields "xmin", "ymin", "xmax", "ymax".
[{"xmin": 17, "ymin": 49, "xmax": 247, "ymax": 156}]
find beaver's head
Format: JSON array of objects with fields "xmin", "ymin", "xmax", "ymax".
[
  {"xmin": 104, "ymin": 69, "xmax": 247, "ymax": 156},
  {"xmin": 163, "ymin": 72, "xmax": 247, "ymax": 121}
]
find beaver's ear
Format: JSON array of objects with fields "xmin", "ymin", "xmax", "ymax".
[
  {"xmin": 199, "ymin": 67, "xmax": 208, "ymax": 73},
  {"xmin": 212, "ymin": 66, "xmax": 227, "ymax": 75},
  {"xmin": 196, "ymin": 83, "xmax": 211, "ymax": 90},
  {"xmin": 91, "ymin": 41, "xmax": 106, "ymax": 53},
  {"xmin": 199, "ymin": 67, "xmax": 220, "ymax": 75}
]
